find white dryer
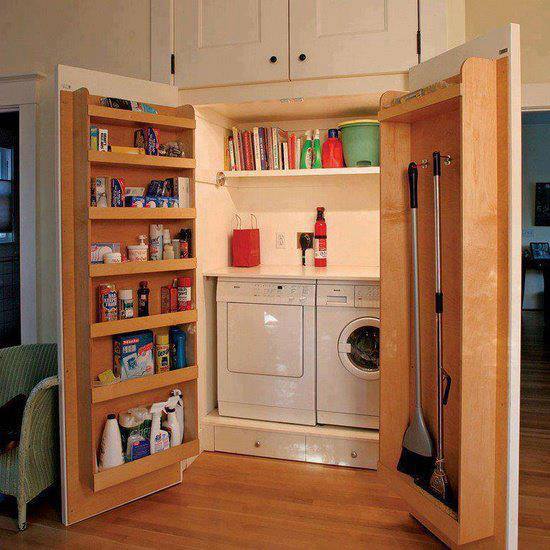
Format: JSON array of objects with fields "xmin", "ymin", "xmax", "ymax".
[
  {"xmin": 217, "ymin": 279, "xmax": 316, "ymax": 425},
  {"xmin": 316, "ymin": 281, "xmax": 380, "ymax": 429}
]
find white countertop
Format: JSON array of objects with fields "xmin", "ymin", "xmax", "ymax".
[{"xmin": 205, "ymin": 265, "xmax": 380, "ymax": 281}]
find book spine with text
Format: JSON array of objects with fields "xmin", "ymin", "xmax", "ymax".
[
  {"xmin": 253, "ymin": 127, "xmax": 262, "ymax": 170},
  {"xmin": 243, "ymin": 131, "xmax": 254, "ymax": 170},
  {"xmin": 258, "ymin": 127, "xmax": 267, "ymax": 170}
]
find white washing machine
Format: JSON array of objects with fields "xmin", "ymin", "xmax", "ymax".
[
  {"xmin": 217, "ymin": 278, "xmax": 316, "ymax": 425},
  {"xmin": 316, "ymin": 281, "xmax": 380, "ymax": 429}
]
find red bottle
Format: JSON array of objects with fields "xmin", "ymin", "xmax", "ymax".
[
  {"xmin": 321, "ymin": 129, "xmax": 344, "ymax": 168},
  {"xmin": 314, "ymin": 207, "xmax": 327, "ymax": 267}
]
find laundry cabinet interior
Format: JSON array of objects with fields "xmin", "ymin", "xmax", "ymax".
[{"xmin": 174, "ymin": 0, "xmax": 427, "ymax": 88}]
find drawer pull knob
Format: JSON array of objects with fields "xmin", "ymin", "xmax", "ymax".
[
  {"xmin": 298, "ymin": 53, "xmax": 307, "ymax": 62},
  {"xmin": 269, "ymin": 55, "xmax": 278, "ymax": 63},
  {"xmin": 351, "ymin": 451, "xmax": 358, "ymax": 459},
  {"xmin": 254, "ymin": 441, "xmax": 261, "ymax": 448}
]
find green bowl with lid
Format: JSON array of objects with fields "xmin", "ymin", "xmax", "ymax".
[{"xmin": 338, "ymin": 119, "xmax": 380, "ymax": 167}]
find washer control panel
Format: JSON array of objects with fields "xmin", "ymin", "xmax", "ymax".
[
  {"xmin": 355, "ymin": 284, "xmax": 380, "ymax": 308},
  {"xmin": 217, "ymin": 280, "xmax": 316, "ymax": 306}
]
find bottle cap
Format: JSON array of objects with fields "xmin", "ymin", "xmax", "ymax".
[
  {"xmin": 139, "ymin": 281, "xmax": 148, "ymax": 288},
  {"xmin": 107, "ymin": 413, "xmax": 116, "ymax": 420},
  {"xmin": 119, "ymin": 289, "xmax": 132, "ymax": 300},
  {"xmin": 184, "ymin": 277, "xmax": 192, "ymax": 286},
  {"xmin": 328, "ymin": 129, "xmax": 338, "ymax": 138},
  {"xmin": 156, "ymin": 333, "xmax": 169, "ymax": 345},
  {"xmin": 177, "ymin": 276, "xmax": 186, "ymax": 286},
  {"xmin": 314, "ymin": 129, "xmax": 320, "ymax": 139}
]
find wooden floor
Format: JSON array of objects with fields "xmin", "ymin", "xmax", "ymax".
[{"xmin": 0, "ymin": 311, "xmax": 548, "ymax": 549}]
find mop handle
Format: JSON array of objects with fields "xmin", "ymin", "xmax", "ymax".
[
  {"xmin": 408, "ymin": 162, "xmax": 422, "ymax": 410},
  {"xmin": 433, "ymin": 151, "xmax": 445, "ymax": 461}
]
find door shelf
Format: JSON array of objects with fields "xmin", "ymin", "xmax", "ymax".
[
  {"xmin": 90, "ymin": 258, "xmax": 196, "ymax": 277},
  {"xmin": 91, "ymin": 310, "xmax": 197, "ymax": 338},
  {"xmin": 92, "ymin": 365, "xmax": 198, "ymax": 403},
  {"xmin": 89, "ymin": 207, "xmax": 196, "ymax": 220},
  {"xmin": 88, "ymin": 150, "xmax": 195, "ymax": 169},
  {"xmin": 93, "ymin": 439, "xmax": 200, "ymax": 492},
  {"xmin": 88, "ymin": 104, "xmax": 196, "ymax": 130}
]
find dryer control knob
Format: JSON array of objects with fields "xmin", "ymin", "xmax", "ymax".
[{"xmin": 351, "ymin": 451, "xmax": 358, "ymax": 459}]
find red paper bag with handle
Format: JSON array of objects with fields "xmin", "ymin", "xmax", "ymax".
[{"xmin": 232, "ymin": 214, "xmax": 260, "ymax": 267}]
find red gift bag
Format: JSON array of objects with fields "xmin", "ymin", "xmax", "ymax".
[{"xmin": 232, "ymin": 214, "xmax": 260, "ymax": 267}]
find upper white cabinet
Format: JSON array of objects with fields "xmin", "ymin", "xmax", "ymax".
[
  {"xmin": 289, "ymin": 0, "xmax": 418, "ymax": 80},
  {"xmin": 175, "ymin": 0, "xmax": 289, "ymax": 88}
]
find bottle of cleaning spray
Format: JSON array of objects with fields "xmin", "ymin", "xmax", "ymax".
[
  {"xmin": 162, "ymin": 407, "xmax": 181, "ymax": 447},
  {"xmin": 149, "ymin": 402, "xmax": 170, "ymax": 454},
  {"xmin": 169, "ymin": 389, "xmax": 185, "ymax": 444},
  {"xmin": 312, "ymin": 129, "xmax": 322, "ymax": 168},
  {"xmin": 299, "ymin": 131, "xmax": 313, "ymax": 169}
]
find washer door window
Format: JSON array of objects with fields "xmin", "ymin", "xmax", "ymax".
[{"xmin": 338, "ymin": 317, "xmax": 380, "ymax": 380}]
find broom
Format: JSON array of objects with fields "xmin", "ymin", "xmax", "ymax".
[{"xmin": 397, "ymin": 162, "xmax": 435, "ymax": 480}]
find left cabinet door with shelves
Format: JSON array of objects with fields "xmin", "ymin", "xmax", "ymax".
[
  {"xmin": 174, "ymin": 0, "xmax": 289, "ymax": 88},
  {"xmin": 59, "ymin": 86, "xmax": 199, "ymax": 525}
]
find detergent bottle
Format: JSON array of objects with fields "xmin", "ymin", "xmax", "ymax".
[{"xmin": 149, "ymin": 402, "xmax": 170, "ymax": 454}]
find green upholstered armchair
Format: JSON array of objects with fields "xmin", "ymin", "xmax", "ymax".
[{"xmin": 0, "ymin": 344, "xmax": 58, "ymax": 530}]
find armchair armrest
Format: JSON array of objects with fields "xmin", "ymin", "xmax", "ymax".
[{"xmin": 17, "ymin": 376, "xmax": 59, "ymax": 500}]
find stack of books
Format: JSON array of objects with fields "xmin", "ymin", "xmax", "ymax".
[{"xmin": 227, "ymin": 127, "xmax": 303, "ymax": 171}]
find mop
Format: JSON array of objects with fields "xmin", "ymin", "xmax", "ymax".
[
  {"xmin": 397, "ymin": 162, "xmax": 435, "ymax": 481},
  {"xmin": 425, "ymin": 151, "xmax": 453, "ymax": 506}
]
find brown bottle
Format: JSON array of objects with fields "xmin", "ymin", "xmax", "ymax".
[{"xmin": 137, "ymin": 281, "xmax": 150, "ymax": 317}]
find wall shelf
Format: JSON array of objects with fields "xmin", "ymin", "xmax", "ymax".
[
  {"xmin": 216, "ymin": 166, "xmax": 379, "ymax": 186},
  {"xmin": 90, "ymin": 258, "xmax": 196, "ymax": 277},
  {"xmin": 88, "ymin": 150, "xmax": 195, "ymax": 169},
  {"xmin": 91, "ymin": 310, "xmax": 197, "ymax": 338},
  {"xmin": 89, "ymin": 207, "xmax": 196, "ymax": 220},
  {"xmin": 89, "ymin": 104, "xmax": 196, "ymax": 130},
  {"xmin": 93, "ymin": 439, "xmax": 200, "ymax": 492},
  {"xmin": 92, "ymin": 365, "xmax": 198, "ymax": 403}
]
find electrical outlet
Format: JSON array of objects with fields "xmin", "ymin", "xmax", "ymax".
[
  {"xmin": 297, "ymin": 232, "xmax": 314, "ymax": 249},
  {"xmin": 276, "ymin": 232, "xmax": 287, "ymax": 249}
]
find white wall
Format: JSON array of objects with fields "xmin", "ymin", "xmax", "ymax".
[
  {"xmin": 522, "ymin": 111, "xmax": 550, "ymax": 309},
  {"xmin": 0, "ymin": 0, "xmax": 152, "ymax": 342}
]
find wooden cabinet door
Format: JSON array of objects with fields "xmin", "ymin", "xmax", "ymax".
[
  {"xmin": 289, "ymin": 0, "xmax": 418, "ymax": 81},
  {"xmin": 175, "ymin": 0, "xmax": 289, "ymax": 88}
]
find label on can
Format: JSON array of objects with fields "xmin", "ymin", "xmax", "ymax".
[{"xmin": 98, "ymin": 284, "xmax": 118, "ymax": 322}]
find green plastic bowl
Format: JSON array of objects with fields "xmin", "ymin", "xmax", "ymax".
[{"xmin": 338, "ymin": 119, "xmax": 380, "ymax": 167}]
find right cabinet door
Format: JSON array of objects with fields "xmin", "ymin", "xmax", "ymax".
[
  {"xmin": 175, "ymin": 0, "xmax": 289, "ymax": 88},
  {"xmin": 289, "ymin": 0, "xmax": 418, "ymax": 81}
]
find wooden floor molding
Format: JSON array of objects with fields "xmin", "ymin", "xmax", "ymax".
[{"xmin": 0, "ymin": 311, "xmax": 548, "ymax": 548}]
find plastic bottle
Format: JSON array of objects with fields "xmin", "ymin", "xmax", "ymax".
[
  {"xmin": 169, "ymin": 326, "xmax": 187, "ymax": 370},
  {"xmin": 321, "ymin": 129, "xmax": 344, "ymax": 168},
  {"xmin": 149, "ymin": 403, "xmax": 170, "ymax": 454},
  {"xmin": 299, "ymin": 131, "xmax": 313, "ymax": 169},
  {"xmin": 155, "ymin": 332, "xmax": 170, "ymax": 373},
  {"xmin": 314, "ymin": 207, "xmax": 327, "ymax": 267},
  {"xmin": 98, "ymin": 414, "xmax": 124, "ymax": 470},
  {"xmin": 137, "ymin": 281, "xmax": 150, "ymax": 317},
  {"xmin": 312, "ymin": 129, "xmax": 322, "ymax": 168},
  {"xmin": 149, "ymin": 224, "xmax": 163, "ymax": 260},
  {"xmin": 118, "ymin": 289, "xmax": 134, "ymax": 319},
  {"xmin": 162, "ymin": 407, "xmax": 181, "ymax": 447},
  {"xmin": 169, "ymin": 389, "xmax": 185, "ymax": 444}
]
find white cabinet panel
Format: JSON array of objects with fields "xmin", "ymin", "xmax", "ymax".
[
  {"xmin": 175, "ymin": 0, "xmax": 289, "ymax": 88},
  {"xmin": 290, "ymin": 0, "xmax": 418, "ymax": 80}
]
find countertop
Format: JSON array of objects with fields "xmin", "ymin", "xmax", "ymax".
[{"xmin": 205, "ymin": 265, "xmax": 380, "ymax": 281}]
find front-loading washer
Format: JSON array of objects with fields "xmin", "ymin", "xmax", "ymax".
[{"xmin": 316, "ymin": 281, "xmax": 380, "ymax": 429}]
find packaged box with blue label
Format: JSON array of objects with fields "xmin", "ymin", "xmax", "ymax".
[{"xmin": 113, "ymin": 330, "xmax": 154, "ymax": 380}]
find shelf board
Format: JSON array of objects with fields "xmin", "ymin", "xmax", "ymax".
[
  {"xmin": 92, "ymin": 365, "xmax": 198, "ymax": 403},
  {"xmin": 88, "ymin": 104, "xmax": 196, "ymax": 130},
  {"xmin": 93, "ymin": 439, "xmax": 200, "ymax": 492},
  {"xmin": 88, "ymin": 150, "xmax": 195, "ymax": 169},
  {"xmin": 220, "ymin": 167, "xmax": 379, "ymax": 180},
  {"xmin": 89, "ymin": 207, "xmax": 196, "ymax": 220},
  {"xmin": 91, "ymin": 310, "xmax": 197, "ymax": 338},
  {"xmin": 90, "ymin": 258, "xmax": 196, "ymax": 277},
  {"xmin": 378, "ymin": 83, "xmax": 462, "ymax": 123},
  {"xmin": 378, "ymin": 464, "xmax": 459, "ymax": 546}
]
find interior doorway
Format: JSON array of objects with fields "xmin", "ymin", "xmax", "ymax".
[
  {"xmin": 519, "ymin": 109, "xmax": 550, "ymax": 547},
  {"xmin": 0, "ymin": 111, "xmax": 20, "ymax": 347}
]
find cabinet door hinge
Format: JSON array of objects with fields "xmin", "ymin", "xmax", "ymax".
[{"xmin": 171, "ymin": 54, "xmax": 175, "ymax": 75}]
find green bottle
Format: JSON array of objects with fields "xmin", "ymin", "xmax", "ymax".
[
  {"xmin": 300, "ymin": 131, "xmax": 313, "ymax": 169},
  {"xmin": 312, "ymin": 129, "xmax": 322, "ymax": 168}
]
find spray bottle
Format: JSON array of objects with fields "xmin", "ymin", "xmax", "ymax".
[
  {"xmin": 312, "ymin": 129, "xmax": 322, "ymax": 169},
  {"xmin": 169, "ymin": 389, "xmax": 185, "ymax": 444},
  {"xmin": 299, "ymin": 131, "xmax": 313, "ymax": 169},
  {"xmin": 149, "ymin": 402, "xmax": 170, "ymax": 454}
]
